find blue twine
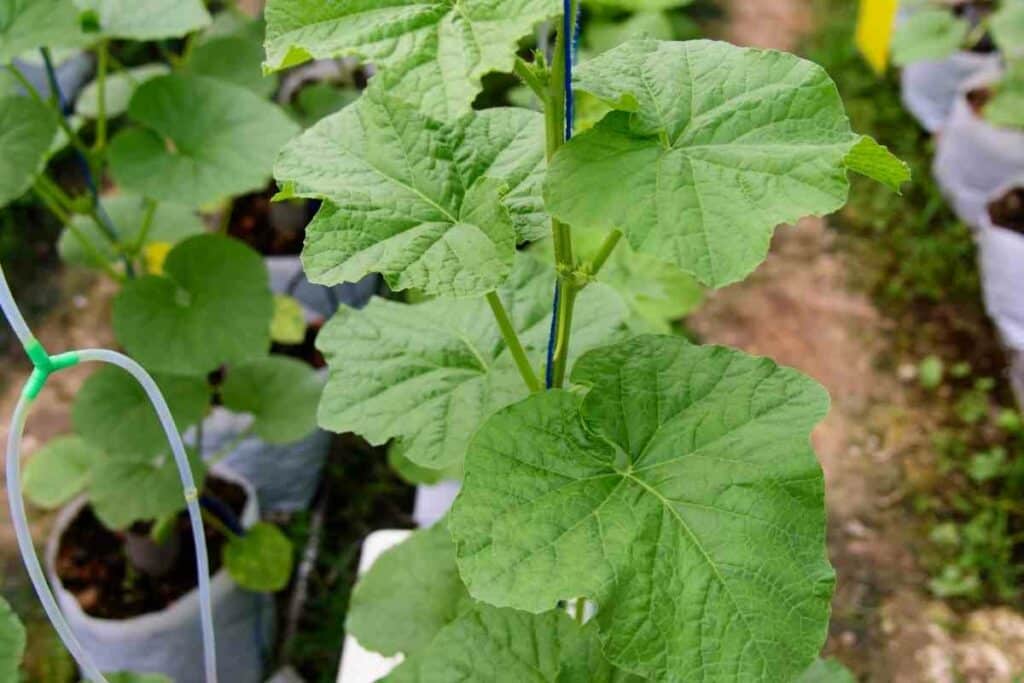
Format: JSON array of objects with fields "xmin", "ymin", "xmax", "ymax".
[{"xmin": 544, "ymin": 1, "xmax": 579, "ymax": 388}]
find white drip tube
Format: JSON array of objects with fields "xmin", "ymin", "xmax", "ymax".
[{"xmin": 1, "ymin": 265, "xmax": 219, "ymax": 682}]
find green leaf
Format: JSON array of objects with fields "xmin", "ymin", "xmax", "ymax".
[
  {"xmin": 891, "ymin": 9, "xmax": 967, "ymax": 65},
  {"xmin": 73, "ymin": 366, "xmax": 210, "ymax": 457},
  {"xmin": 385, "ymin": 604, "xmax": 638, "ymax": 683},
  {"xmin": 109, "ymin": 74, "xmax": 299, "ymax": 207},
  {"xmin": 843, "ymin": 136, "xmax": 911, "ymax": 193},
  {"xmin": 113, "ymin": 234, "xmax": 273, "ymax": 375},
  {"xmin": 796, "ymin": 658, "xmax": 856, "ymax": 683},
  {"xmin": 270, "ymin": 294, "xmax": 307, "ymax": 344},
  {"xmin": 23, "ymin": 436, "xmax": 103, "ymax": 509},
  {"xmin": 0, "ymin": 0, "xmax": 86, "ymax": 64},
  {"xmin": 263, "ymin": 0, "xmax": 560, "ymax": 119},
  {"xmin": 0, "ymin": 96, "xmax": 58, "ymax": 208},
  {"xmin": 58, "ymin": 194, "xmax": 204, "ymax": 269},
  {"xmin": 220, "ymin": 356, "xmax": 323, "ymax": 444},
  {"xmin": 992, "ymin": 2, "xmax": 1024, "ymax": 57},
  {"xmin": 316, "ymin": 255, "xmax": 628, "ymax": 469},
  {"xmin": 348, "ymin": 524, "xmax": 473, "ymax": 657},
  {"xmin": 90, "ymin": 449, "xmax": 205, "ymax": 529},
  {"xmin": 0, "ymin": 598, "xmax": 25, "ymax": 682},
  {"xmin": 450, "ymin": 335, "xmax": 835, "ymax": 681},
  {"xmin": 277, "ymin": 91, "xmax": 546, "ymax": 298},
  {"xmin": 72, "ymin": 0, "xmax": 211, "ymax": 40},
  {"xmin": 986, "ymin": 66, "xmax": 1024, "ymax": 129},
  {"xmin": 544, "ymin": 39, "xmax": 900, "ymax": 288},
  {"xmin": 223, "ymin": 522, "xmax": 293, "ymax": 592},
  {"xmin": 184, "ymin": 36, "xmax": 276, "ymax": 98},
  {"xmin": 75, "ymin": 64, "xmax": 170, "ymax": 119}
]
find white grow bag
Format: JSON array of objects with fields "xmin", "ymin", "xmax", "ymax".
[
  {"xmin": 901, "ymin": 52, "xmax": 1000, "ymax": 133},
  {"xmin": 47, "ymin": 466, "xmax": 273, "ymax": 683},
  {"xmin": 196, "ymin": 405, "xmax": 331, "ymax": 514},
  {"xmin": 934, "ymin": 69, "xmax": 1024, "ymax": 228},
  {"xmin": 977, "ymin": 189, "xmax": 1024, "ymax": 352}
]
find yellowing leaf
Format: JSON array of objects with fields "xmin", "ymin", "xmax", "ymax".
[{"xmin": 270, "ymin": 294, "xmax": 307, "ymax": 345}]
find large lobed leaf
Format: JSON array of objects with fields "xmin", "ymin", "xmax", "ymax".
[
  {"xmin": 263, "ymin": 0, "xmax": 560, "ymax": 119},
  {"xmin": 315, "ymin": 255, "xmax": 629, "ymax": 471},
  {"xmin": 451, "ymin": 335, "xmax": 835, "ymax": 681},
  {"xmin": 348, "ymin": 525, "xmax": 641, "ymax": 682},
  {"xmin": 113, "ymin": 234, "xmax": 273, "ymax": 376},
  {"xmin": 276, "ymin": 89, "xmax": 546, "ymax": 298},
  {"xmin": 545, "ymin": 39, "xmax": 907, "ymax": 288},
  {"xmin": 0, "ymin": 0, "xmax": 86, "ymax": 64},
  {"xmin": 109, "ymin": 74, "xmax": 299, "ymax": 207},
  {"xmin": 0, "ymin": 96, "xmax": 58, "ymax": 208}
]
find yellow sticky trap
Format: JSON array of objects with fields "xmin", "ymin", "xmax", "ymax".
[
  {"xmin": 143, "ymin": 242, "xmax": 172, "ymax": 275},
  {"xmin": 856, "ymin": 0, "xmax": 900, "ymax": 75}
]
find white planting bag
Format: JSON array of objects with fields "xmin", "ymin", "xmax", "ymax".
[
  {"xmin": 196, "ymin": 405, "xmax": 331, "ymax": 514},
  {"xmin": 934, "ymin": 69, "xmax": 1024, "ymax": 228},
  {"xmin": 901, "ymin": 52, "xmax": 1000, "ymax": 133},
  {"xmin": 47, "ymin": 467, "xmax": 273, "ymax": 683},
  {"xmin": 977, "ymin": 201, "xmax": 1024, "ymax": 351}
]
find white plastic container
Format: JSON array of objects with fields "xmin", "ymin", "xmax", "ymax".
[
  {"xmin": 977, "ymin": 185, "xmax": 1024, "ymax": 351},
  {"xmin": 336, "ymin": 530, "xmax": 411, "ymax": 683},
  {"xmin": 47, "ymin": 466, "xmax": 273, "ymax": 683},
  {"xmin": 934, "ymin": 69, "xmax": 1024, "ymax": 228},
  {"xmin": 411, "ymin": 481, "xmax": 461, "ymax": 529},
  {"xmin": 900, "ymin": 51, "xmax": 1000, "ymax": 133}
]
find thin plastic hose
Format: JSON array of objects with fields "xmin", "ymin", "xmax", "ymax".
[
  {"xmin": 5, "ymin": 393, "xmax": 107, "ymax": 682},
  {"xmin": 76, "ymin": 349, "xmax": 219, "ymax": 683},
  {"xmin": 0, "ymin": 265, "xmax": 33, "ymax": 347},
  {"xmin": 0, "ymin": 264, "xmax": 219, "ymax": 682}
]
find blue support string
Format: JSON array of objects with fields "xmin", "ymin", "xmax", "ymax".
[{"xmin": 544, "ymin": 0, "xmax": 579, "ymax": 389}]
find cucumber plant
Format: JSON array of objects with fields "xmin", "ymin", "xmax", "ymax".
[
  {"xmin": 1, "ymin": 2, "xmax": 312, "ymax": 597},
  {"xmin": 265, "ymin": 0, "xmax": 909, "ymax": 680}
]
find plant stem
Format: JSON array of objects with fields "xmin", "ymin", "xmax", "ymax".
[
  {"xmin": 32, "ymin": 181, "xmax": 125, "ymax": 281},
  {"xmin": 551, "ymin": 286, "xmax": 577, "ymax": 387},
  {"xmin": 574, "ymin": 599, "xmax": 585, "ymax": 624},
  {"xmin": 544, "ymin": 0, "xmax": 579, "ymax": 389},
  {"xmin": 201, "ymin": 508, "xmax": 238, "ymax": 540},
  {"xmin": 95, "ymin": 40, "xmax": 109, "ymax": 153},
  {"xmin": 31, "ymin": 183, "xmax": 70, "ymax": 223},
  {"xmin": 133, "ymin": 198, "xmax": 158, "ymax": 253},
  {"xmin": 486, "ymin": 291, "xmax": 541, "ymax": 393},
  {"xmin": 590, "ymin": 229, "xmax": 623, "ymax": 276}
]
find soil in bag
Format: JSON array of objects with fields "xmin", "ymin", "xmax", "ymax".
[
  {"xmin": 227, "ymin": 186, "xmax": 311, "ymax": 256},
  {"xmin": 988, "ymin": 187, "xmax": 1024, "ymax": 236},
  {"xmin": 55, "ymin": 476, "xmax": 246, "ymax": 619}
]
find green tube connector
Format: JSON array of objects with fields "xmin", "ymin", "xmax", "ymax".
[{"xmin": 21, "ymin": 338, "xmax": 79, "ymax": 400}]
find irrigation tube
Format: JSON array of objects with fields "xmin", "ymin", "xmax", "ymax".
[{"xmin": 1, "ymin": 265, "xmax": 219, "ymax": 683}]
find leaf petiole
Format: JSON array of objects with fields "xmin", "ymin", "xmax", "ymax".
[{"xmin": 486, "ymin": 291, "xmax": 541, "ymax": 393}]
